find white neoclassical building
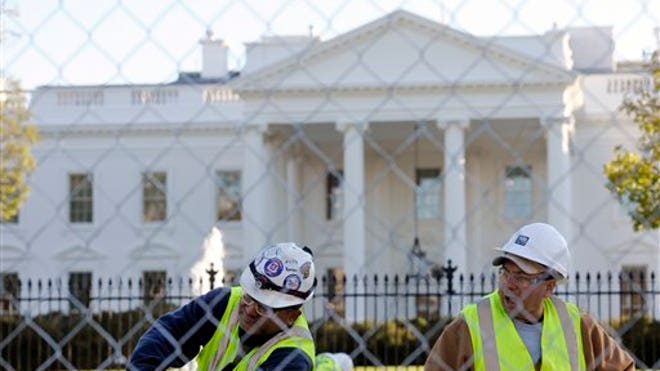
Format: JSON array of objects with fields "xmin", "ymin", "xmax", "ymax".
[{"xmin": 1, "ymin": 10, "xmax": 658, "ymax": 314}]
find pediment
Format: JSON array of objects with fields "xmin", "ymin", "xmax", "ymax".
[
  {"xmin": 55, "ymin": 245, "xmax": 106, "ymax": 261},
  {"xmin": 232, "ymin": 10, "xmax": 574, "ymax": 94},
  {"xmin": 130, "ymin": 243, "xmax": 179, "ymax": 260}
]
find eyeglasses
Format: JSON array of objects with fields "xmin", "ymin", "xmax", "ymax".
[
  {"xmin": 240, "ymin": 294, "xmax": 274, "ymax": 316},
  {"xmin": 498, "ymin": 267, "xmax": 549, "ymax": 287}
]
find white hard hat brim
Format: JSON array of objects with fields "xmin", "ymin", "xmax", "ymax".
[
  {"xmin": 492, "ymin": 251, "xmax": 546, "ymax": 275},
  {"xmin": 239, "ymin": 268, "xmax": 308, "ymax": 309}
]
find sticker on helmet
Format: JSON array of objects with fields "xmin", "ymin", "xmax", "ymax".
[
  {"xmin": 515, "ymin": 234, "xmax": 529, "ymax": 246},
  {"xmin": 285, "ymin": 258, "xmax": 299, "ymax": 271},
  {"xmin": 300, "ymin": 262, "xmax": 311, "ymax": 279},
  {"xmin": 283, "ymin": 274, "xmax": 302, "ymax": 290},
  {"xmin": 263, "ymin": 258, "xmax": 284, "ymax": 277}
]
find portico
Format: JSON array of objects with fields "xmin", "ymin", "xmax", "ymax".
[
  {"xmin": 230, "ymin": 10, "xmax": 576, "ymax": 276},
  {"xmin": 232, "ymin": 114, "xmax": 573, "ymax": 279}
]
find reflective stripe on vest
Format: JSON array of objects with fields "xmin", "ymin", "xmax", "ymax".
[
  {"xmin": 463, "ymin": 290, "xmax": 586, "ymax": 371},
  {"xmin": 196, "ymin": 286, "xmax": 315, "ymax": 370},
  {"xmin": 245, "ymin": 317, "xmax": 314, "ymax": 370},
  {"xmin": 197, "ymin": 286, "xmax": 243, "ymax": 370}
]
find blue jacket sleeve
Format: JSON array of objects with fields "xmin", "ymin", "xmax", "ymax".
[
  {"xmin": 128, "ymin": 287, "xmax": 231, "ymax": 371},
  {"xmin": 258, "ymin": 348, "xmax": 314, "ymax": 371}
]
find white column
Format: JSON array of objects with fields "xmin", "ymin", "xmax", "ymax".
[
  {"xmin": 286, "ymin": 146, "xmax": 303, "ymax": 242},
  {"xmin": 241, "ymin": 123, "xmax": 270, "ymax": 263},
  {"xmin": 336, "ymin": 121, "xmax": 368, "ymax": 279},
  {"xmin": 337, "ymin": 120, "xmax": 368, "ymax": 323},
  {"xmin": 438, "ymin": 119, "xmax": 469, "ymax": 274},
  {"xmin": 543, "ymin": 116, "xmax": 573, "ymax": 243}
]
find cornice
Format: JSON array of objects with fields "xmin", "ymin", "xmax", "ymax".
[
  {"xmin": 38, "ymin": 122, "xmax": 241, "ymax": 138},
  {"xmin": 238, "ymin": 80, "xmax": 571, "ymax": 97},
  {"xmin": 573, "ymin": 112, "xmax": 634, "ymax": 126}
]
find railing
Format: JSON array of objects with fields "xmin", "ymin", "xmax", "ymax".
[{"xmin": 1, "ymin": 266, "xmax": 658, "ymax": 369}]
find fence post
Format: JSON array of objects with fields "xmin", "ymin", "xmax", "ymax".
[
  {"xmin": 443, "ymin": 259, "xmax": 457, "ymax": 295},
  {"xmin": 206, "ymin": 262, "xmax": 218, "ymax": 290}
]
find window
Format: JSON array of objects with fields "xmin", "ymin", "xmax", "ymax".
[
  {"xmin": 69, "ymin": 173, "xmax": 93, "ymax": 223},
  {"xmin": 143, "ymin": 172, "xmax": 167, "ymax": 222},
  {"xmin": 68, "ymin": 272, "xmax": 92, "ymax": 311},
  {"xmin": 0, "ymin": 273, "xmax": 19, "ymax": 313},
  {"xmin": 416, "ymin": 168, "xmax": 441, "ymax": 219},
  {"xmin": 326, "ymin": 171, "xmax": 343, "ymax": 220},
  {"xmin": 216, "ymin": 171, "xmax": 241, "ymax": 221},
  {"xmin": 504, "ymin": 166, "xmax": 532, "ymax": 218},
  {"xmin": 326, "ymin": 268, "xmax": 345, "ymax": 318},
  {"xmin": 621, "ymin": 265, "xmax": 647, "ymax": 316},
  {"xmin": 142, "ymin": 270, "xmax": 167, "ymax": 306}
]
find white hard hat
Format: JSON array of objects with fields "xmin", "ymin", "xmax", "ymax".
[
  {"xmin": 492, "ymin": 223, "xmax": 570, "ymax": 280},
  {"xmin": 239, "ymin": 242, "xmax": 317, "ymax": 308}
]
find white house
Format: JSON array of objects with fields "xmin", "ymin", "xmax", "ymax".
[{"xmin": 1, "ymin": 10, "xmax": 658, "ymax": 317}]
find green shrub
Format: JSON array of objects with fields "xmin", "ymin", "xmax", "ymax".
[
  {"xmin": 1, "ymin": 304, "xmax": 176, "ymax": 370},
  {"xmin": 617, "ymin": 317, "xmax": 660, "ymax": 367},
  {"xmin": 4, "ymin": 310, "xmax": 656, "ymax": 369},
  {"xmin": 311, "ymin": 315, "xmax": 450, "ymax": 366}
]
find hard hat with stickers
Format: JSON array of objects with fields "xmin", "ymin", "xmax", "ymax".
[
  {"xmin": 492, "ymin": 223, "xmax": 571, "ymax": 281},
  {"xmin": 240, "ymin": 242, "xmax": 317, "ymax": 308}
]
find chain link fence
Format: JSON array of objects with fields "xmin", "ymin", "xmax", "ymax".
[
  {"xmin": 1, "ymin": 270, "xmax": 659, "ymax": 369},
  {"xmin": 1, "ymin": 0, "xmax": 659, "ymax": 369}
]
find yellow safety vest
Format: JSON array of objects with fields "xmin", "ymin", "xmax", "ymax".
[
  {"xmin": 461, "ymin": 290, "xmax": 586, "ymax": 371},
  {"xmin": 196, "ymin": 286, "xmax": 315, "ymax": 370}
]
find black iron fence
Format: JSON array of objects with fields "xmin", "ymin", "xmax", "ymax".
[{"xmin": 1, "ymin": 266, "xmax": 659, "ymax": 369}]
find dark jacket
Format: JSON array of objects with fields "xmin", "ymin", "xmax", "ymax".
[{"xmin": 128, "ymin": 287, "xmax": 313, "ymax": 371}]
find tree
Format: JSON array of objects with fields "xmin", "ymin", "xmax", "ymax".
[
  {"xmin": 0, "ymin": 79, "xmax": 39, "ymax": 221},
  {"xmin": 603, "ymin": 51, "xmax": 660, "ymax": 231}
]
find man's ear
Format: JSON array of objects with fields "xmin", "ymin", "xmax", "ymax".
[
  {"xmin": 283, "ymin": 308, "xmax": 301, "ymax": 325},
  {"xmin": 544, "ymin": 280, "xmax": 557, "ymax": 297}
]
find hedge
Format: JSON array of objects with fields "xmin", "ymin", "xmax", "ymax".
[{"xmin": 1, "ymin": 310, "xmax": 657, "ymax": 369}]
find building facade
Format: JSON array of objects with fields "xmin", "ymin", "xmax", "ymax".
[{"xmin": 1, "ymin": 11, "xmax": 658, "ymax": 316}]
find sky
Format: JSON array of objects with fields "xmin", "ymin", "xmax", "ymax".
[{"xmin": 2, "ymin": 0, "xmax": 659, "ymax": 90}]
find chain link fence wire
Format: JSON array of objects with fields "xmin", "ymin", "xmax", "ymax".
[{"xmin": 1, "ymin": 0, "xmax": 659, "ymax": 369}]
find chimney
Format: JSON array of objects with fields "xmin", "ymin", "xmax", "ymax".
[{"xmin": 200, "ymin": 29, "xmax": 228, "ymax": 79}]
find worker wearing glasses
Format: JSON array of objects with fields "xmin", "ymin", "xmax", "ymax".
[
  {"xmin": 130, "ymin": 242, "xmax": 317, "ymax": 370},
  {"xmin": 425, "ymin": 223, "xmax": 635, "ymax": 370}
]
